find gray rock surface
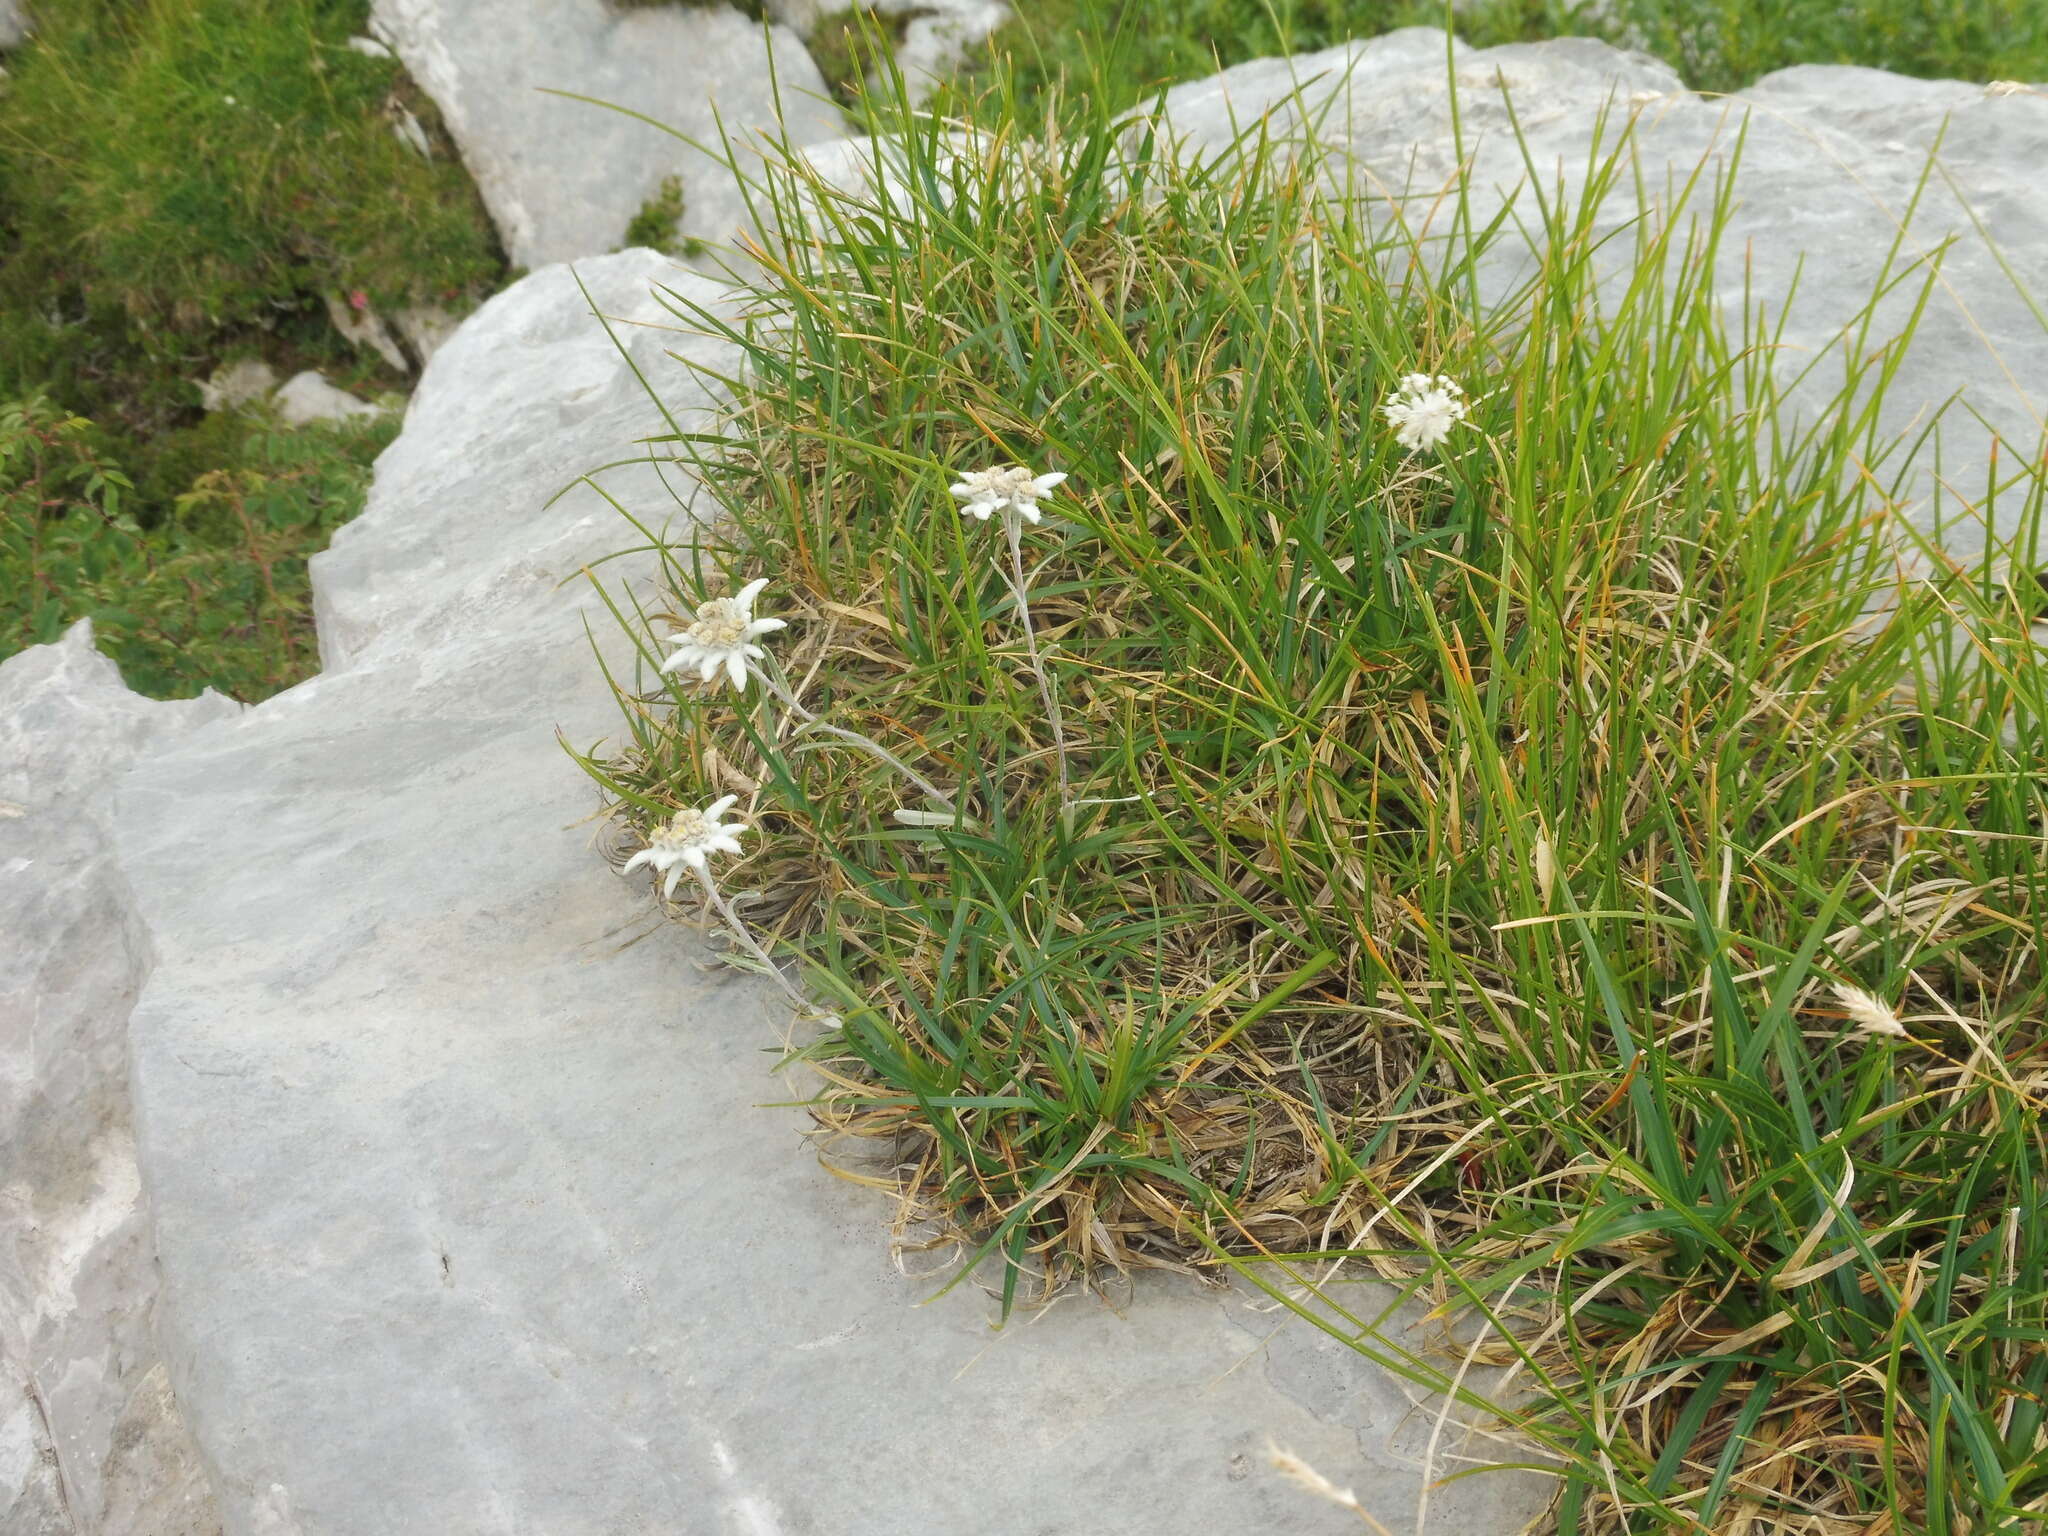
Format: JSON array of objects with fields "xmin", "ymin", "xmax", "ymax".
[
  {"xmin": 323, "ymin": 292, "xmax": 413, "ymax": 376},
  {"xmin": 197, "ymin": 359, "xmax": 281, "ymax": 415},
  {"xmin": 393, "ymin": 303, "xmax": 464, "ymax": 367},
  {"xmin": 1, "ymin": 621, "xmax": 232, "ymax": 1535},
  {"xmin": 0, "ymin": 0, "xmax": 26, "ymax": 51},
  {"xmin": 273, "ymin": 371, "xmax": 388, "ymax": 428},
  {"xmin": 369, "ymin": 0, "xmax": 845, "ymax": 270},
  {"xmin": 1160, "ymin": 29, "xmax": 2048, "ymax": 568},
  {"xmin": 116, "ymin": 247, "xmax": 1548, "ymax": 1534}
]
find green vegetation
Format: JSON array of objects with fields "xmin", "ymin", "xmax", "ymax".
[
  {"xmin": 622, "ymin": 174, "xmax": 707, "ymax": 259},
  {"xmin": 578, "ymin": 68, "xmax": 2047, "ymax": 1535},
  {"xmin": 963, "ymin": 0, "xmax": 2048, "ymax": 111},
  {"xmin": 0, "ymin": 0, "xmax": 501, "ymax": 699},
  {"xmin": 804, "ymin": 6, "xmax": 921, "ymax": 105},
  {"xmin": 3, "ymin": 397, "xmax": 397, "ymax": 699}
]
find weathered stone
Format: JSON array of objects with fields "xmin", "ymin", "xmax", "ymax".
[
  {"xmin": 368, "ymin": 0, "xmax": 846, "ymax": 270},
  {"xmin": 1159, "ymin": 29, "xmax": 2048, "ymax": 568},
  {"xmin": 393, "ymin": 302, "xmax": 464, "ymax": 366},
  {"xmin": 1, "ymin": 621, "xmax": 231, "ymax": 1535},
  {"xmin": 389, "ymin": 102, "xmax": 434, "ymax": 159},
  {"xmin": 0, "ymin": 0, "xmax": 27, "ymax": 51},
  {"xmin": 323, "ymin": 291, "xmax": 413, "ymax": 375},
  {"xmin": 117, "ymin": 247, "xmax": 1549, "ymax": 1534},
  {"xmin": 197, "ymin": 359, "xmax": 280, "ymax": 414},
  {"xmin": 272, "ymin": 371, "xmax": 387, "ymax": 428}
]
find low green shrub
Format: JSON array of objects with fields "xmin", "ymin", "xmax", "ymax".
[
  {"xmin": 0, "ymin": 0, "xmax": 499, "ymax": 696},
  {"xmin": 2, "ymin": 395, "xmax": 395, "ymax": 699}
]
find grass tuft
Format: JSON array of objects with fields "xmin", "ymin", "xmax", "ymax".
[{"xmin": 577, "ymin": 58, "xmax": 2048, "ymax": 1528}]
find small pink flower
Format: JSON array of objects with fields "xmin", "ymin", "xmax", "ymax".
[{"xmin": 349, "ymin": 289, "xmax": 369, "ymax": 312}]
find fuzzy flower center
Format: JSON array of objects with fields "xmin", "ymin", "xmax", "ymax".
[
  {"xmin": 686, "ymin": 598, "xmax": 749, "ymax": 649},
  {"xmin": 973, "ymin": 466, "xmax": 1044, "ymax": 503},
  {"xmin": 652, "ymin": 810, "xmax": 713, "ymax": 849},
  {"xmin": 1406, "ymin": 393, "xmax": 1461, "ymax": 432}
]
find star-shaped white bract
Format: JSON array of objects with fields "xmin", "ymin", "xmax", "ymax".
[
  {"xmin": 622, "ymin": 796, "xmax": 747, "ymax": 898},
  {"xmin": 1381, "ymin": 372, "xmax": 1468, "ymax": 453},
  {"xmin": 950, "ymin": 465, "xmax": 1068, "ymax": 525},
  {"xmin": 659, "ymin": 578, "xmax": 787, "ymax": 693}
]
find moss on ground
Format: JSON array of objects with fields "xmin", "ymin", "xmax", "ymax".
[{"xmin": 621, "ymin": 174, "xmax": 707, "ymax": 259}]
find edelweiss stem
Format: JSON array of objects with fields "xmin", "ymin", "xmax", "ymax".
[
  {"xmin": 694, "ymin": 866, "xmax": 808, "ymax": 1008},
  {"xmin": 1003, "ymin": 516, "xmax": 1072, "ymax": 809},
  {"xmin": 757, "ymin": 667, "xmax": 957, "ymax": 812}
]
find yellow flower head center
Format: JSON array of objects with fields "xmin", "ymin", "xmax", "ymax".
[
  {"xmin": 653, "ymin": 809, "xmax": 713, "ymax": 849},
  {"xmin": 686, "ymin": 598, "xmax": 749, "ymax": 649},
  {"xmin": 982, "ymin": 466, "xmax": 1041, "ymax": 502}
]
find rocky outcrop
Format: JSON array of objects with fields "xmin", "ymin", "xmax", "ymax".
[
  {"xmin": 272, "ymin": 372, "xmax": 388, "ymax": 428},
  {"xmin": 1, "ymin": 622, "xmax": 231, "ymax": 1535},
  {"xmin": 1160, "ymin": 29, "xmax": 2048, "ymax": 567},
  {"xmin": 14, "ymin": 29, "xmax": 2044, "ymax": 1535},
  {"xmin": 197, "ymin": 360, "xmax": 281, "ymax": 414},
  {"xmin": 368, "ymin": 0, "xmax": 846, "ymax": 269},
  {"xmin": 113, "ymin": 247, "xmax": 1548, "ymax": 1534}
]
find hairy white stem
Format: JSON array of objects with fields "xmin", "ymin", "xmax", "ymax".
[
  {"xmin": 1002, "ymin": 515, "xmax": 1072, "ymax": 809},
  {"xmin": 757, "ymin": 665, "xmax": 957, "ymax": 811},
  {"xmin": 694, "ymin": 865, "xmax": 808, "ymax": 1008}
]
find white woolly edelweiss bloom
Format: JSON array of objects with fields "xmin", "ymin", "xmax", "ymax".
[
  {"xmin": 1381, "ymin": 371, "xmax": 1469, "ymax": 453},
  {"xmin": 949, "ymin": 465, "xmax": 1068, "ymax": 525},
  {"xmin": 622, "ymin": 796, "xmax": 747, "ymax": 898},
  {"xmin": 659, "ymin": 578, "xmax": 787, "ymax": 692}
]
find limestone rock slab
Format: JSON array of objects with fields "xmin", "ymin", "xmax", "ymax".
[
  {"xmin": 369, "ymin": 0, "xmax": 846, "ymax": 270},
  {"xmin": 118, "ymin": 248, "xmax": 1547, "ymax": 1534},
  {"xmin": 273, "ymin": 371, "xmax": 388, "ymax": 428},
  {"xmin": 198, "ymin": 359, "xmax": 281, "ymax": 415},
  {"xmin": 1, "ymin": 621, "xmax": 232, "ymax": 1535},
  {"xmin": 1161, "ymin": 30, "xmax": 2048, "ymax": 567}
]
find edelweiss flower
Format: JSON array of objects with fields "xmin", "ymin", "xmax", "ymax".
[
  {"xmin": 949, "ymin": 465, "xmax": 1068, "ymax": 525},
  {"xmin": 660, "ymin": 578, "xmax": 787, "ymax": 692},
  {"xmin": 1381, "ymin": 372, "xmax": 1468, "ymax": 453},
  {"xmin": 622, "ymin": 796, "xmax": 747, "ymax": 899}
]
